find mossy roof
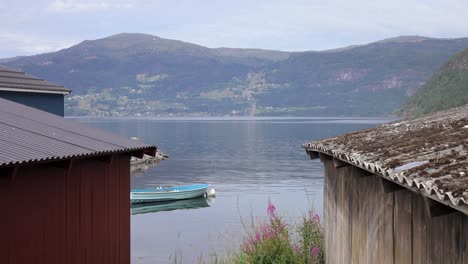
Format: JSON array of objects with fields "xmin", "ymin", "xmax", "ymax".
[{"xmin": 304, "ymin": 104, "xmax": 468, "ymax": 211}]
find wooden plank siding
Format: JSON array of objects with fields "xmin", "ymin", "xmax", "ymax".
[
  {"xmin": 427, "ymin": 215, "xmax": 445, "ymax": 264},
  {"xmin": 463, "ymin": 216, "xmax": 468, "ymax": 262},
  {"xmin": 394, "ymin": 190, "xmax": 413, "ymax": 264},
  {"xmin": 412, "ymin": 195, "xmax": 427, "ymax": 264},
  {"xmin": 367, "ymin": 174, "xmax": 380, "ymax": 264},
  {"xmin": 323, "ymin": 158, "xmax": 334, "ymax": 263},
  {"xmin": 0, "ymin": 154, "xmax": 131, "ymax": 264},
  {"xmin": 321, "ymin": 159, "xmax": 468, "ymax": 264},
  {"xmin": 379, "ymin": 189, "xmax": 394, "ymax": 264}
]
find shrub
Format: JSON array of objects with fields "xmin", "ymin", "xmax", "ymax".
[
  {"xmin": 295, "ymin": 210, "xmax": 325, "ymax": 264},
  {"xmin": 232, "ymin": 201, "xmax": 325, "ymax": 264}
]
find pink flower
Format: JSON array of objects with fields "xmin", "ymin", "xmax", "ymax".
[
  {"xmin": 243, "ymin": 240, "xmax": 251, "ymax": 253},
  {"xmin": 311, "ymin": 245, "xmax": 319, "ymax": 256},
  {"xmin": 254, "ymin": 232, "xmax": 261, "ymax": 243},
  {"xmin": 294, "ymin": 244, "xmax": 300, "ymax": 254},
  {"xmin": 261, "ymin": 223, "xmax": 275, "ymax": 240},
  {"xmin": 313, "ymin": 213, "xmax": 320, "ymax": 224},
  {"xmin": 267, "ymin": 200, "xmax": 276, "ymax": 217}
]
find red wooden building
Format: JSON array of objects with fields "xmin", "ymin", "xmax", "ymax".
[{"xmin": 0, "ymin": 98, "xmax": 156, "ymax": 264}]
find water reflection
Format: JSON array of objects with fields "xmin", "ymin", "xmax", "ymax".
[
  {"xmin": 77, "ymin": 117, "xmax": 392, "ymax": 263},
  {"xmin": 131, "ymin": 197, "xmax": 211, "ymax": 215}
]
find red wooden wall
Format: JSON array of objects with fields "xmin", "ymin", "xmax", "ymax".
[{"xmin": 0, "ymin": 154, "xmax": 131, "ymax": 264}]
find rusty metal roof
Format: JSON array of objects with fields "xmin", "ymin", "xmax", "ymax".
[
  {"xmin": 0, "ymin": 98, "xmax": 156, "ymax": 168},
  {"xmin": 304, "ymin": 105, "xmax": 468, "ymax": 210},
  {"xmin": 0, "ymin": 65, "xmax": 70, "ymax": 95}
]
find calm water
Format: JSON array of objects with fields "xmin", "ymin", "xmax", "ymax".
[{"xmin": 78, "ymin": 117, "xmax": 390, "ymax": 263}]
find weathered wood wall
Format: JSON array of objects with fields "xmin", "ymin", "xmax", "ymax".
[
  {"xmin": 322, "ymin": 157, "xmax": 468, "ymax": 264},
  {"xmin": 0, "ymin": 154, "xmax": 131, "ymax": 264}
]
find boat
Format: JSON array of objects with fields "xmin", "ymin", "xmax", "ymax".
[
  {"xmin": 130, "ymin": 183, "xmax": 213, "ymax": 204},
  {"xmin": 131, "ymin": 197, "xmax": 210, "ymax": 215}
]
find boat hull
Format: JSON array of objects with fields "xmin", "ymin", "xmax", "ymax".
[{"xmin": 130, "ymin": 184, "xmax": 209, "ymax": 204}]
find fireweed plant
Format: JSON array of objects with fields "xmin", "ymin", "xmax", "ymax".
[{"xmin": 233, "ymin": 200, "xmax": 325, "ymax": 264}]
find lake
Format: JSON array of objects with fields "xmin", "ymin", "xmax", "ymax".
[{"xmin": 78, "ymin": 117, "xmax": 390, "ymax": 263}]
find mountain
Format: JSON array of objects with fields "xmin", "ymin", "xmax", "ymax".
[
  {"xmin": 256, "ymin": 37, "xmax": 468, "ymax": 116},
  {"xmin": 4, "ymin": 33, "xmax": 292, "ymax": 116},
  {"xmin": 0, "ymin": 56, "xmax": 26, "ymax": 63},
  {"xmin": 400, "ymin": 49, "xmax": 468, "ymax": 117},
  {"xmin": 3, "ymin": 33, "xmax": 468, "ymax": 117},
  {"xmin": 212, "ymin": 47, "xmax": 292, "ymax": 67},
  {"xmin": 5, "ymin": 33, "xmax": 288, "ymax": 94},
  {"xmin": 375, "ymin": 35, "xmax": 431, "ymax": 44}
]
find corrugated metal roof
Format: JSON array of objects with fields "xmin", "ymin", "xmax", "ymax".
[
  {"xmin": 304, "ymin": 105, "xmax": 468, "ymax": 210},
  {"xmin": 0, "ymin": 98, "xmax": 156, "ymax": 167},
  {"xmin": 0, "ymin": 65, "xmax": 71, "ymax": 94}
]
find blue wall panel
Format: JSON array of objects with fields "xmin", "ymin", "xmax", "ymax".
[{"xmin": 0, "ymin": 91, "xmax": 65, "ymax": 116}]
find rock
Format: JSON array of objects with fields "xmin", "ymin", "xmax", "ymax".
[{"xmin": 130, "ymin": 150, "xmax": 168, "ymax": 174}]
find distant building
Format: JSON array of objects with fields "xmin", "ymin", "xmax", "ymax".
[
  {"xmin": 304, "ymin": 105, "xmax": 468, "ymax": 263},
  {"xmin": 0, "ymin": 65, "xmax": 70, "ymax": 116},
  {"xmin": 0, "ymin": 98, "xmax": 156, "ymax": 264}
]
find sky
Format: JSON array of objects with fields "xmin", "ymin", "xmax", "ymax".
[{"xmin": 1, "ymin": 0, "xmax": 468, "ymax": 58}]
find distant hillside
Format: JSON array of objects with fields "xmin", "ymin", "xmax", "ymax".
[
  {"xmin": 400, "ymin": 49, "xmax": 468, "ymax": 117},
  {"xmin": 258, "ymin": 37, "xmax": 468, "ymax": 116},
  {"xmin": 0, "ymin": 56, "xmax": 26, "ymax": 63},
  {"xmin": 4, "ymin": 33, "xmax": 468, "ymax": 117},
  {"xmin": 213, "ymin": 47, "xmax": 292, "ymax": 67},
  {"xmin": 5, "ymin": 33, "xmax": 288, "ymax": 94},
  {"xmin": 376, "ymin": 35, "xmax": 431, "ymax": 44}
]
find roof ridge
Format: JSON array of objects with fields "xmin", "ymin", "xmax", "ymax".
[
  {"xmin": 0, "ymin": 67, "xmax": 25, "ymax": 74},
  {"xmin": 0, "ymin": 80, "xmax": 67, "ymax": 89},
  {"xmin": 0, "ymin": 65, "xmax": 70, "ymax": 93},
  {"xmin": 0, "ymin": 73, "xmax": 50, "ymax": 82}
]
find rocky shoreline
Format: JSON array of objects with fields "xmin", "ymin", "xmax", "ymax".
[{"xmin": 130, "ymin": 150, "xmax": 168, "ymax": 174}]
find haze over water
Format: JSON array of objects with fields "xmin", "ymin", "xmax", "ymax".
[{"xmin": 78, "ymin": 117, "xmax": 390, "ymax": 263}]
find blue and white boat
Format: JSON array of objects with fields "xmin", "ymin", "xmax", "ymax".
[{"xmin": 130, "ymin": 184, "xmax": 214, "ymax": 204}]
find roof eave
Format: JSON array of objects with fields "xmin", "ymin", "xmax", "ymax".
[
  {"xmin": 0, "ymin": 87, "xmax": 71, "ymax": 95},
  {"xmin": 305, "ymin": 147, "xmax": 468, "ymax": 216},
  {"xmin": 0, "ymin": 145, "xmax": 157, "ymax": 169}
]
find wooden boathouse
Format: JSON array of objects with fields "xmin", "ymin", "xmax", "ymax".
[
  {"xmin": 0, "ymin": 65, "xmax": 70, "ymax": 116},
  {"xmin": 0, "ymin": 98, "xmax": 156, "ymax": 264},
  {"xmin": 304, "ymin": 105, "xmax": 468, "ymax": 264}
]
